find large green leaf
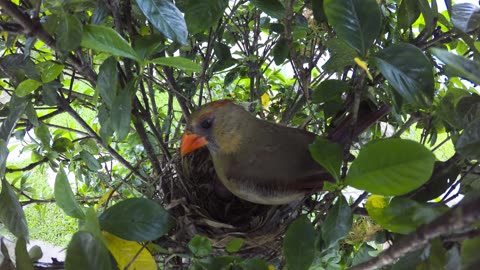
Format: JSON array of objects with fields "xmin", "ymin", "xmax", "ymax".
[
  {"xmin": 323, "ymin": 0, "xmax": 381, "ymax": 56},
  {"xmin": 54, "ymin": 166, "xmax": 86, "ymax": 219},
  {"xmin": 250, "ymin": 0, "xmax": 285, "ymax": 19},
  {"xmin": 56, "ymin": 14, "xmax": 83, "ymax": 52},
  {"xmin": 321, "ymin": 194, "xmax": 352, "ymax": 249},
  {"xmin": 0, "ymin": 178, "xmax": 29, "ymax": 240},
  {"xmin": 135, "ymin": 0, "xmax": 187, "ymax": 45},
  {"xmin": 346, "ymin": 138, "xmax": 436, "ymax": 196},
  {"xmin": 79, "ymin": 150, "xmax": 102, "ymax": 171},
  {"xmin": 375, "ymin": 43, "xmax": 434, "ymax": 107},
  {"xmin": 455, "ymin": 119, "xmax": 480, "ymax": 160},
  {"xmin": 96, "ymin": 57, "xmax": 119, "ymax": 107},
  {"xmin": 111, "ymin": 83, "xmax": 133, "ymax": 141},
  {"xmin": 65, "ymin": 231, "xmax": 112, "ymax": 270},
  {"xmin": 451, "ymin": 3, "xmax": 480, "ymax": 33},
  {"xmin": 283, "ymin": 215, "xmax": 315, "ymax": 270},
  {"xmin": 99, "ymin": 198, "xmax": 173, "ymax": 241},
  {"xmin": 431, "ymin": 48, "xmax": 480, "ymax": 85},
  {"xmin": 309, "ymin": 137, "xmax": 343, "ymax": 181},
  {"xmin": 81, "ymin": 25, "xmax": 140, "ymax": 61},
  {"xmin": 184, "ymin": 0, "xmax": 229, "ymax": 34},
  {"xmin": 150, "ymin": 57, "xmax": 202, "ymax": 72},
  {"xmin": 366, "ymin": 196, "xmax": 447, "ymax": 234}
]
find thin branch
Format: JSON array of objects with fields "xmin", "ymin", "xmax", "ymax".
[
  {"xmin": 6, "ymin": 157, "xmax": 48, "ymax": 173},
  {"xmin": 349, "ymin": 195, "xmax": 480, "ymax": 270}
]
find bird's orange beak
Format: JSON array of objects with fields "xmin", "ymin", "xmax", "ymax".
[{"xmin": 180, "ymin": 132, "xmax": 208, "ymax": 156}]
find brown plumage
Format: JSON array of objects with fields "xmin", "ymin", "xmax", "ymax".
[{"xmin": 181, "ymin": 100, "xmax": 333, "ymax": 205}]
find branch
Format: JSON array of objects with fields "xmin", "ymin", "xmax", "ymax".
[
  {"xmin": 349, "ymin": 195, "xmax": 480, "ymax": 270},
  {"xmin": 6, "ymin": 157, "xmax": 48, "ymax": 173}
]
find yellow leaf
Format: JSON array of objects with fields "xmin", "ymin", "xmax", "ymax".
[
  {"xmin": 94, "ymin": 189, "xmax": 115, "ymax": 211},
  {"xmin": 103, "ymin": 232, "xmax": 157, "ymax": 270},
  {"xmin": 354, "ymin": 57, "xmax": 373, "ymax": 81},
  {"xmin": 268, "ymin": 265, "xmax": 275, "ymax": 270},
  {"xmin": 365, "ymin": 195, "xmax": 388, "ymax": 210},
  {"xmin": 261, "ymin": 93, "xmax": 270, "ymax": 109}
]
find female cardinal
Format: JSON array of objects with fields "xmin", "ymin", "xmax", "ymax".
[{"xmin": 180, "ymin": 100, "xmax": 333, "ymax": 205}]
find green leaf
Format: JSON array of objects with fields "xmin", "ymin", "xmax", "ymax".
[
  {"xmin": 56, "ymin": 14, "xmax": 83, "ymax": 52},
  {"xmin": 150, "ymin": 57, "xmax": 202, "ymax": 72},
  {"xmin": 461, "ymin": 236, "xmax": 480, "ymax": 270},
  {"xmin": 323, "ymin": 38, "xmax": 357, "ymax": 72},
  {"xmin": 15, "ymin": 79, "xmax": 42, "ymax": 97},
  {"xmin": 135, "ymin": 0, "xmax": 187, "ymax": 45},
  {"xmin": 37, "ymin": 61, "xmax": 64, "ymax": 83},
  {"xmin": 81, "ymin": 25, "xmax": 140, "ymax": 61},
  {"xmin": 96, "ymin": 57, "xmax": 119, "ymax": 107},
  {"xmin": 54, "ymin": 166, "xmax": 86, "ymax": 219},
  {"xmin": 111, "ymin": 83, "xmax": 133, "ymax": 141},
  {"xmin": 225, "ymin": 238, "xmax": 244, "ymax": 253},
  {"xmin": 0, "ymin": 178, "xmax": 29, "ymax": 240},
  {"xmin": 272, "ymin": 38, "xmax": 289, "ymax": 65},
  {"xmin": 375, "ymin": 43, "xmax": 434, "ymax": 107},
  {"xmin": 346, "ymin": 138, "xmax": 436, "ymax": 196},
  {"xmin": 15, "ymin": 237, "xmax": 34, "ymax": 270},
  {"xmin": 34, "ymin": 124, "xmax": 51, "ymax": 147},
  {"xmin": 321, "ymin": 194, "xmax": 352, "ymax": 249},
  {"xmin": 184, "ymin": 0, "xmax": 228, "ymax": 34},
  {"xmin": 80, "ymin": 150, "xmax": 102, "ymax": 171},
  {"xmin": 241, "ymin": 258, "xmax": 269, "ymax": 270},
  {"xmin": 52, "ymin": 137, "xmax": 74, "ymax": 153},
  {"xmin": 431, "ymin": 48, "xmax": 480, "ymax": 85},
  {"xmin": 451, "ymin": 3, "xmax": 480, "ymax": 33},
  {"xmin": 65, "ymin": 231, "xmax": 112, "ymax": 270},
  {"xmin": 309, "ymin": 137, "xmax": 343, "ymax": 181},
  {"xmin": 398, "ymin": 0, "xmax": 421, "ymax": 29},
  {"xmin": 323, "ymin": 0, "xmax": 381, "ymax": 56},
  {"xmin": 99, "ymin": 198, "xmax": 173, "ymax": 241},
  {"xmin": 24, "ymin": 101, "xmax": 39, "ymax": 127},
  {"xmin": 250, "ymin": 0, "xmax": 285, "ymax": 19},
  {"xmin": 188, "ymin": 235, "xmax": 213, "ymax": 257},
  {"xmin": 365, "ymin": 196, "xmax": 447, "ymax": 234},
  {"xmin": 455, "ymin": 119, "xmax": 480, "ymax": 160},
  {"xmin": 81, "ymin": 208, "xmax": 104, "ymax": 242},
  {"xmin": 283, "ymin": 215, "xmax": 315, "ymax": 270},
  {"xmin": 312, "ymin": 79, "xmax": 350, "ymax": 103}
]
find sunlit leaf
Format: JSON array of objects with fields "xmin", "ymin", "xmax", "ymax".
[
  {"xmin": 150, "ymin": 57, "xmax": 202, "ymax": 72},
  {"xmin": 15, "ymin": 79, "xmax": 42, "ymax": 97},
  {"xmin": 346, "ymin": 139, "xmax": 436, "ymax": 196},
  {"xmin": 104, "ymin": 231, "xmax": 156, "ymax": 270},
  {"xmin": 81, "ymin": 25, "xmax": 140, "ymax": 61}
]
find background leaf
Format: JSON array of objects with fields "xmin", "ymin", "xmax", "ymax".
[
  {"xmin": 184, "ymin": 0, "xmax": 229, "ymax": 34},
  {"xmin": 324, "ymin": 0, "xmax": 381, "ymax": 56},
  {"xmin": 150, "ymin": 57, "xmax": 202, "ymax": 72},
  {"xmin": 375, "ymin": 43, "xmax": 434, "ymax": 107},
  {"xmin": 346, "ymin": 138, "xmax": 436, "ymax": 196},
  {"xmin": 56, "ymin": 14, "xmax": 83, "ymax": 51},
  {"xmin": 250, "ymin": 0, "xmax": 285, "ymax": 19},
  {"xmin": 135, "ymin": 0, "xmax": 188, "ymax": 45},
  {"xmin": 283, "ymin": 215, "xmax": 315, "ymax": 270},
  {"xmin": 455, "ymin": 119, "xmax": 480, "ymax": 160},
  {"xmin": 54, "ymin": 166, "xmax": 86, "ymax": 219},
  {"xmin": 451, "ymin": 3, "xmax": 480, "ymax": 33},
  {"xmin": 321, "ymin": 194, "xmax": 352, "ymax": 249},
  {"xmin": 431, "ymin": 48, "xmax": 480, "ymax": 85},
  {"xmin": 188, "ymin": 235, "xmax": 213, "ymax": 257},
  {"xmin": 0, "ymin": 178, "xmax": 29, "ymax": 240}
]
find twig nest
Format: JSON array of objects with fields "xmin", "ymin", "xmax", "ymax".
[{"xmin": 159, "ymin": 148, "xmax": 303, "ymax": 259}]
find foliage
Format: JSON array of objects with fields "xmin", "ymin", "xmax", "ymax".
[{"xmin": 0, "ymin": 0, "xmax": 479, "ymax": 269}]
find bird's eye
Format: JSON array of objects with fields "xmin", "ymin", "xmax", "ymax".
[{"xmin": 200, "ymin": 118, "xmax": 213, "ymax": 129}]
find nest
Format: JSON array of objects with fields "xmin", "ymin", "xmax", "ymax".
[{"xmin": 156, "ymin": 147, "xmax": 320, "ymax": 261}]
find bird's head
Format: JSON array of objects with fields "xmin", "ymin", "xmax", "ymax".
[{"xmin": 181, "ymin": 100, "xmax": 245, "ymax": 156}]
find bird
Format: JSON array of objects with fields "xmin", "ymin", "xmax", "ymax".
[{"xmin": 180, "ymin": 99, "xmax": 336, "ymax": 205}]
